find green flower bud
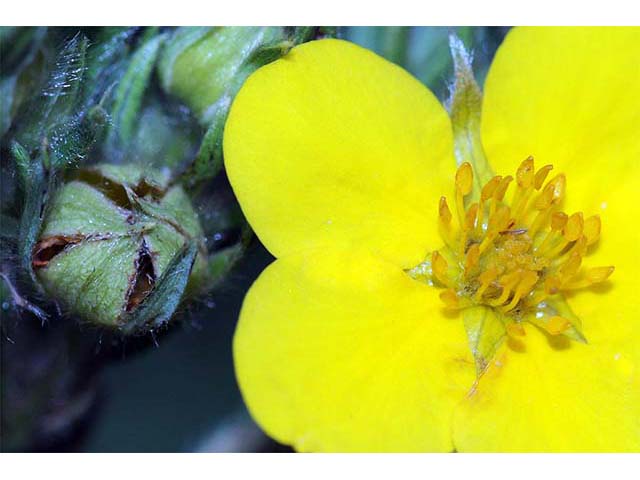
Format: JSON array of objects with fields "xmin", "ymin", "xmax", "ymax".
[
  {"xmin": 158, "ymin": 27, "xmax": 286, "ymax": 125},
  {"xmin": 32, "ymin": 163, "xmax": 207, "ymax": 332},
  {"xmin": 157, "ymin": 27, "xmax": 324, "ymax": 185}
]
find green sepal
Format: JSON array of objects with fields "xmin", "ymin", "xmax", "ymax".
[
  {"xmin": 448, "ymin": 34, "xmax": 494, "ymax": 197},
  {"xmin": 38, "ymin": 237, "xmax": 139, "ymax": 327},
  {"xmin": 39, "ymin": 180, "xmax": 130, "ymax": 237},
  {"xmin": 119, "ymin": 241, "xmax": 198, "ymax": 335},
  {"xmin": 462, "ymin": 305, "xmax": 507, "ymax": 376},
  {"xmin": 12, "ymin": 141, "xmax": 46, "ymax": 286},
  {"xmin": 530, "ymin": 297, "xmax": 588, "ymax": 344}
]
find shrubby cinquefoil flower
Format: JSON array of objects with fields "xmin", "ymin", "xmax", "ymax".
[{"xmin": 224, "ymin": 28, "xmax": 640, "ymax": 452}]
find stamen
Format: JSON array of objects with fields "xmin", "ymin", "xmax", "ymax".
[
  {"xmin": 563, "ymin": 266, "xmax": 615, "ymax": 290},
  {"xmin": 455, "ymin": 163, "xmax": 473, "ymax": 227},
  {"xmin": 506, "ymin": 321, "xmax": 526, "ymax": 337},
  {"xmin": 431, "ymin": 251, "xmax": 452, "ymax": 287},
  {"xmin": 465, "ymin": 243, "xmax": 480, "ymax": 275},
  {"xmin": 489, "ymin": 271, "xmax": 521, "ymax": 306},
  {"xmin": 534, "ymin": 165, "xmax": 553, "ymax": 190},
  {"xmin": 563, "ymin": 212, "xmax": 584, "ymax": 242},
  {"xmin": 583, "ymin": 215, "xmax": 601, "ymax": 245},
  {"xmin": 474, "ymin": 266, "xmax": 499, "ymax": 301},
  {"xmin": 546, "ymin": 316, "xmax": 571, "ymax": 335},
  {"xmin": 440, "ymin": 289, "xmax": 461, "ymax": 309},
  {"xmin": 516, "ymin": 156, "xmax": 535, "ymax": 189},
  {"xmin": 536, "ymin": 212, "xmax": 567, "ymax": 254},
  {"xmin": 438, "ymin": 196, "xmax": 456, "ymax": 250},
  {"xmin": 416, "ymin": 158, "xmax": 612, "ymax": 344},
  {"xmin": 503, "ymin": 270, "xmax": 538, "ymax": 312}
]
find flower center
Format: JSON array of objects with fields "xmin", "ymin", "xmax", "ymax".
[{"xmin": 408, "ymin": 157, "xmax": 614, "ymax": 339}]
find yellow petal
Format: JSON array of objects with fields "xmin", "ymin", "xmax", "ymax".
[
  {"xmin": 224, "ymin": 39, "xmax": 454, "ymax": 268},
  {"xmin": 234, "ymin": 248, "xmax": 474, "ymax": 452},
  {"xmin": 478, "ymin": 30, "xmax": 640, "ymax": 445},
  {"xmin": 453, "ymin": 324, "xmax": 640, "ymax": 452},
  {"xmin": 565, "ymin": 183, "xmax": 640, "ymax": 354},
  {"xmin": 481, "ymin": 27, "xmax": 640, "ymax": 215}
]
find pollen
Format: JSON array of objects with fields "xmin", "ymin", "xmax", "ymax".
[{"xmin": 410, "ymin": 157, "xmax": 614, "ymax": 338}]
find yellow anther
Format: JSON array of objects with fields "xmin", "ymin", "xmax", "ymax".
[
  {"xmin": 489, "ymin": 205, "xmax": 512, "ymax": 233},
  {"xmin": 547, "ymin": 174, "xmax": 566, "ymax": 204},
  {"xmin": 550, "ymin": 211, "xmax": 568, "ymax": 231},
  {"xmin": 559, "ymin": 252, "xmax": 582, "ymax": 280},
  {"xmin": 494, "ymin": 175, "xmax": 513, "ymax": 201},
  {"xmin": 439, "ymin": 289, "xmax": 460, "ymax": 309},
  {"xmin": 481, "ymin": 176, "xmax": 502, "ymax": 201},
  {"xmin": 490, "ymin": 271, "xmax": 522, "ymax": 306},
  {"xmin": 516, "ymin": 156, "xmax": 535, "ymax": 188},
  {"xmin": 564, "ymin": 265, "xmax": 615, "ymax": 290},
  {"xmin": 546, "ymin": 316, "xmax": 571, "ymax": 335},
  {"xmin": 504, "ymin": 270, "xmax": 538, "ymax": 311},
  {"xmin": 431, "ymin": 251, "xmax": 451, "ymax": 287},
  {"xmin": 465, "ymin": 243, "xmax": 480, "ymax": 273},
  {"xmin": 479, "ymin": 205, "xmax": 511, "ymax": 253},
  {"xmin": 563, "ymin": 212, "xmax": 584, "ymax": 242},
  {"xmin": 534, "ymin": 183, "xmax": 555, "ymax": 210},
  {"xmin": 536, "ymin": 212, "xmax": 567, "ymax": 255},
  {"xmin": 439, "ymin": 196, "xmax": 452, "ymax": 225},
  {"xmin": 472, "ymin": 266, "xmax": 498, "ymax": 299},
  {"xmin": 455, "ymin": 162, "xmax": 473, "ymax": 196},
  {"xmin": 586, "ymin": 266, "xmax": 615, "ymax": 283},
  {"xmin": 583, "ymin": 215, "xmax": 601, "ymax": 245},
  {"xmin": 566, "ymin": 235, "xmax": 588, "ymax": 257},
  {"xmin": 534, "ymin": 165, "xmax": 553, "ymax": 190},
  {"xmin": 506, "ymin": 321, "xmax": 526, "ymax": 337},
  {"xmin": 544, "ymin": 275, "xmax": 562, "ymax": 295},
  {"xmin": 465, "ymin": 203, "xmax": 479, "ymax": 231}
]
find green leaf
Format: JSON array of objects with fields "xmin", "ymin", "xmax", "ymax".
[
  {"xmin": 119, "ymin": 241, "xmax": 198, "ymax": 335},
  {"xmin": 39, "ymin": 33, "xmax": 89, "ymax": 133},
  {"xmin": 182, "ymin": 104, "xmax": 227, "ymax": 186},
  {"xmin": 448, "ymin": 34, "xmax": 494, "ymax": 196},
  {"xmin": 0, "ymin": 75, "xmax": 17, "ymax": 136},
  {"xmin": 107, "ymin": 30, "xmax": 166, "ymax": 152},
  {"xmin": 462, "ymin": 305, "xmax": 507, "ymax": 376},
  {"xmin": 12, "ymin": 141, "xmax": 46, "ymax": 287}
]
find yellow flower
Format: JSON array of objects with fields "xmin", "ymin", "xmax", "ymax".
[{"xmin": 223, "ymin": 27, "xmax": 640, "ymax": 452}]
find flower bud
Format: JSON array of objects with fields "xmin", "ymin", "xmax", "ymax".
[
  {"xmin": 158, "ymin": 27, "xmax": 288, "ymax": 125},
  {"xmin": 32, "ymin": 163, "xmax": 208, "ymax": 332}
]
